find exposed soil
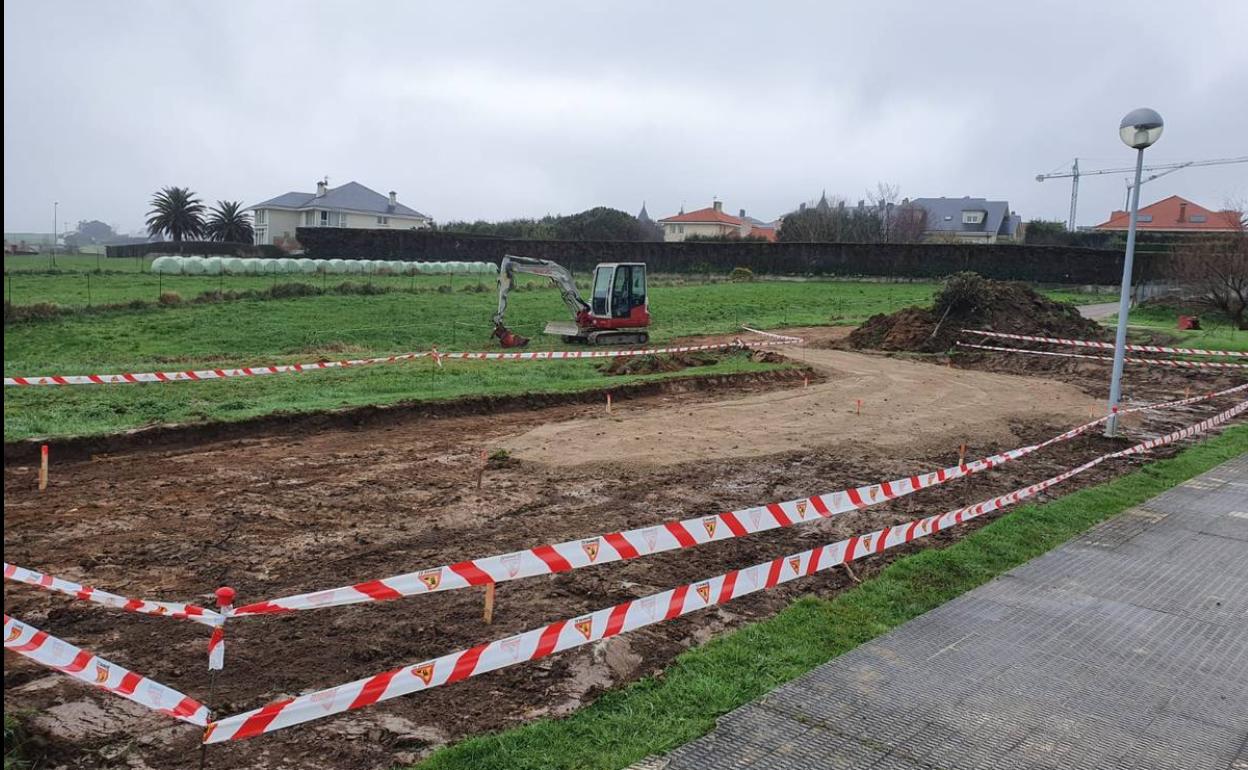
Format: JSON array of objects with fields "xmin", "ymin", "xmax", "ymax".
[
  {"xmin": 4, "ymin": 328, "xmax": 1241, "ymax": 770},
  {"xmin": 848, "ymin": 275, "xmax": 1104, "ymax": 353},
  {"xmin": 600, "ymin": 351, "xmax": 721, "ymax": 376}
]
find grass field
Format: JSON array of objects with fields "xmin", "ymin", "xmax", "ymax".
[
  {"xmin": 1118, "ymin": 305, "xmax": 1248, "ymax": 352},
  {"xmin": 415, "ymin": 424, "xmax": 1248, "ymax": 770},
  {"xmin": 4, "ymin": 280, "xmax": 942, "ymax": 441},
  {"xmin": 2, "ymin": 267, "xmax": 1123, "ymax": 442}
]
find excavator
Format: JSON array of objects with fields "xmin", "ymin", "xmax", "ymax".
[{"xmin": 491, "ymin": 255, "xmax": 650, "ymax": 347}]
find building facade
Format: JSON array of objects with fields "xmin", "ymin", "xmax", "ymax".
[{"xmin": 247, "ymin": 181, "xmax": 432, "ymax": 246}]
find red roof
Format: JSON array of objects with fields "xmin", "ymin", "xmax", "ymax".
[
  {"xmin": 1094, "ymin": 195, "xmax": 1241, "ymax": 232},
  {"xmin": 747, "ymin": 225, "xmax": 778, "ymax": 242},
  {"xmin": 658, "ymin": 206, "xmax": 744, "ymax": 226}
]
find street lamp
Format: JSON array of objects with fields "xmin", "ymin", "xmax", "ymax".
[
  {"xmin": 52, "ymin": 201, "xmax": 59, "ymax": 266},
  {"xmin": 1105, "ymin": 107, "xmax": 1164, "ymax": 437}
]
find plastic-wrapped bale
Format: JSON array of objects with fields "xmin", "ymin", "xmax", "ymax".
[
  {"xmin": 202, "ymin": 256, "xmax": 223, "ymax": 275},
  {"xmin": 278, "ymin": 258, "xmax": 300, "ymax": 273},
  {"xmin": 387, "ymin": 260, "xmax": 406, "ymax": 274},
  {"xmin": 431, "ymin": 261, "xmax": 448, "ymax": 274},
  {"xmin": 327, "ymin": 258, "xmax": 346, "ymax": 273},
  {"xmin": 150, "ymin": 256, "xmax": 182, "ymax": 274},
  {"xmin": 256, "ymin": 258, "xmax": 277, "ymax": 274},
  {"xmin": 222, "ymin": 257, "xmax": 245, "ymax": 274},
  {"xmin": 181, "ymin": 256, "xmax": 207, "ymax": 275},
  {"xmin": 402, "ymin": 261, "xmax": 420, "ymax": 275},
  {"xmin": 297, "ymin": 258, "xmax": 317, "ymax": 274},
  {"xmin": 346, "ymin": 260, "xmax": 365, "ymax": 274},
  {"xmin": 237, "ymin": 258, "xmax": 259, "ymax": 274}
]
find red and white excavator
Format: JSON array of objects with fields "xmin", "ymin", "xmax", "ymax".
[{"xmin": 491, "ymin": 255, "xmax": 650, "ymax": 347}]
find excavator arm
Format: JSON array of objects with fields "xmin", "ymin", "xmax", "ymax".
[{"xmin": 492, "ymin": 255, "xmax": 589, "ymax": 347}]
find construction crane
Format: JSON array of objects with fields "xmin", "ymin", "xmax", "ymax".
[{"xmin": 1035, "ymin": 156, "xmax": 1248, "ymax": 230}]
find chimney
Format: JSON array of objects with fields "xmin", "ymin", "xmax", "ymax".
[
  {"xmin": 739, "ymin": 208, "xmax": 746, "ymax": 219},
  {"xmin": 1178, "ymin": 202, "xmax": 1187, "ymax": 222},
  {"xmin": 799, "ymin": 202, "xmax": 807, "ymax": 212},
  {"xmin": 712, "ymin": 199, "xmax": 723, "ymax": 213},
  {"xmin": 316, "ymin": 180, "xmax": 327, "ymax": 197},
  {"xmin": 389, "ymin": 191, "xmax": 397, "ymax": 207}
]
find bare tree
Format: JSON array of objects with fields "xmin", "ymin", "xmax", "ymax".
[
  {"xmin": 1168, "ymin": 203, "xmax": 1248, "ymax": 329},
  {"xmin": 866, "ymin": 182, "xmax": 926, "ymax": 242}
]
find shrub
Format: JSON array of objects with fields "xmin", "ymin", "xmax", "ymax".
[
  {"xmin": 729, "ymin": 266, "xmax": 755, "ymax": 282},
  {"xmin": 158, "ymin": 291, "xmax": 183, "ymax": 306}
]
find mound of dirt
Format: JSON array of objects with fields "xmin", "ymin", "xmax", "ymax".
[
  {"xmin": 601, "ymin": 351, "xmax": 721, "ymax": 376},
  {"xmin": 848, "ymin": 273, "xmax": 1106, "ymax": 353}
]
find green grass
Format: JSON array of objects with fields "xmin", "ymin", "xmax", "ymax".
[
  {"xmin": 3, "ymin": 713, "xmax": 29, "ymax": 770},
  {"xmin": 3, "ymin": 352, "xmax": 784, "ymax": 442},
  {"xmin": 416, "ymin": 424, "xmax": 1248, "ymax": 770},
  {"xmin": 3, "ymin": 280, "xmax": 936, "ymax": 442},
  {"xmin": 1114, "ymin": 305, "xmax": 1248, "ymax": 353},
  {"xmin": 1041, "ymin": 288, "xmax": 1119, "ymax": 305}
]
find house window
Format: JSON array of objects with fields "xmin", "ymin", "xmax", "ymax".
[
  {"xmin": 339, "ymin": 213, "xmax": 348, "ymax": 227},
  {"xmin": 320, "ymin": 210, "xmax": 331, "ymax": 227},
  {"xmin": 1189, "ymin": 214, "xmax": 1207, "ymax": 223},
  {"xmin": 304, "ymin": 211, "xmax": 314, "ymax": 226},
  {"xmin": 961, "ymin": 210, "xmax": 985, "ymax": 225},
  {"xmin": 1136, "ymin": 214, "xmax": 1153, "ymax": 223},
  {"xmin": 255, "ymin": 226, "xmax": 267, "ymax": 245},
  {"xmin": 377, "ymin": 216, "xmax": 389, "ymax": 225},
  {"xmin": 677, "ymin": 225, "xmax": 685, "ymax": 233},
  {"xmin": 254, "ymin": 209, "xmax": 267, "ymax": 225}
]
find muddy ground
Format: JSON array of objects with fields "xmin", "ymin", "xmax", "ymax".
[{"xmin": 4, "ymin": 330, "xmax": 1243, "ymax": 770}]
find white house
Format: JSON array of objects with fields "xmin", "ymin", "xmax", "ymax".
[{"xmin": 247, "ymin": 180, "xmax": 432, "ymax": 246}]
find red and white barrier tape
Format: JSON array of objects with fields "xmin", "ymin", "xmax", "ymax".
[
  {"xmin": 962, "ymin": 329, "xmax": 1246, "ymax": 358},
  {"xmin": 2, "ymin": 332, "xmax": 799, "ymax": 386},
  {"xmin": 3, "ymin": 563, "xmax": 222, "ymax": 627},
  {"xmin": 202, "ymin": 400, "xmax": 1247, "ymax": 743},
  {"xmin": 956, "ymin": 342, "xmax": 1248, "ymax": 370},
  {"xmin": 740, "ymin": 326, "xmax": 804, "ymax": 343},
  {"xmin": 232, "ymin": 383, "xmax": 1247, "ymax": 617},
  {"xmin": 4, "ymin": 614, "xmax": 210, "ymax": 726}
]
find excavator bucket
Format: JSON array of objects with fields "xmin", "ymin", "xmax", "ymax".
[{"xmin": 492, "ymin": 323, "xmax": 530, "ymax": 348}]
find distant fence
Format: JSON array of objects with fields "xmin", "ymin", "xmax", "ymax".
[
  {"xmin": 105, "ymin": 242, "xmax": 283, "ymax": 259},
  {"xmin": 295, "ymin": 228, "xmax": 1167, "ymax": 285}
]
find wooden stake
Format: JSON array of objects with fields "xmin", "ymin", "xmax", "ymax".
[
  {"xmin": 958, "ymin": 443, "xmax": 967, "ymax": 466},
  {"xmin": 856, "ymin": 399, "xmax": 862, "ymax": 416},
  {"xmin": 803, "ymin": 375, "xmax": 809, "ymax": 388},
  {"xmin": 606, "ymin": 392, "xmax": 613, "ymax": 414},
  {"xmin": 842, "ymin": 563, "xmax": 862, "ymax": 584},
  {"xmin": 483, "ymin": 582, "xmax": 496, "ymax": 624},
  {"xmin": 39, "ymin": 444, "xmax": 48, "ymax": 491},
  {"xmin": 476, "ymin": 449, "xmax": 487, "ymax": 490}
]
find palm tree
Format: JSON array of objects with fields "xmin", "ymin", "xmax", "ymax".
[
  {"xmin": 146, "ymin": 187, "xmax": 206, "ymax": 248},
  {"xmin": 205, "ymin": 200, "xmax": 255, "ymax": 243}
]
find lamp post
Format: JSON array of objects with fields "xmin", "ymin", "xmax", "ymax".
[
  {"xmin": 1105, "ymin": 107, "xmax": 1164, "ymax": 437},
  {"xmin": 52, "ymin": 201, "xmax": 59, "ymax": 267}
]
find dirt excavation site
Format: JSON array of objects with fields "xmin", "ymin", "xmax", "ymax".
[{"xmin": 4, "ymin": 328, "xmax": 1245, "ymax": 770}]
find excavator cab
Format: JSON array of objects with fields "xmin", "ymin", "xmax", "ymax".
[{"xmin": 590, "ymin": 263, "xmax": 648, "ymax": 322}]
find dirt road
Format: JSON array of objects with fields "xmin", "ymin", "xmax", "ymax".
[{"xmin": 505, "ymin": 345, "xmax": 1099, "ymax": 467}]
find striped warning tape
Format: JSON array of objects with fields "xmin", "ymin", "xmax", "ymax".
[
  {"xmin": 4, "ymin": 614, "xmax": 210, "ymax": 726},
  {"xmin": 3, "ymin": 562, "xmax": 222, "ymax": 626},
  {"xmin": 201, "ymin": 399, "xmax": 1247, "ymax": 743},
  {"xmin": 961, "ymin": 329, "xmax": 1246, "ymax": 358},
  {"xmin": 956, "ymin": 342, "xmax": 1248, "ymax": 369},
  {"xmin": 2, "ymin": 331, "xmax": 799, "ymax": 386},
  {"xmin": 232, "ymin": 383, "xmax": 1247, "ymax": 617}
]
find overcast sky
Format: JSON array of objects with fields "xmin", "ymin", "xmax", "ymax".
[{"xmin": 5, "ymin": 1, "xmax": 1246, "ymax": 235}]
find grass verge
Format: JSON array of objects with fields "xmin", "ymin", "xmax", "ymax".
[{"xmin": 416, "ymin": 423, "xmax": 1248, "ymax": 770}]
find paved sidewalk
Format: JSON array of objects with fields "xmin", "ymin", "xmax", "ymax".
[{"xmin": 648, "ymin": 454, "xmax": 1248, "ymax": 770}]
